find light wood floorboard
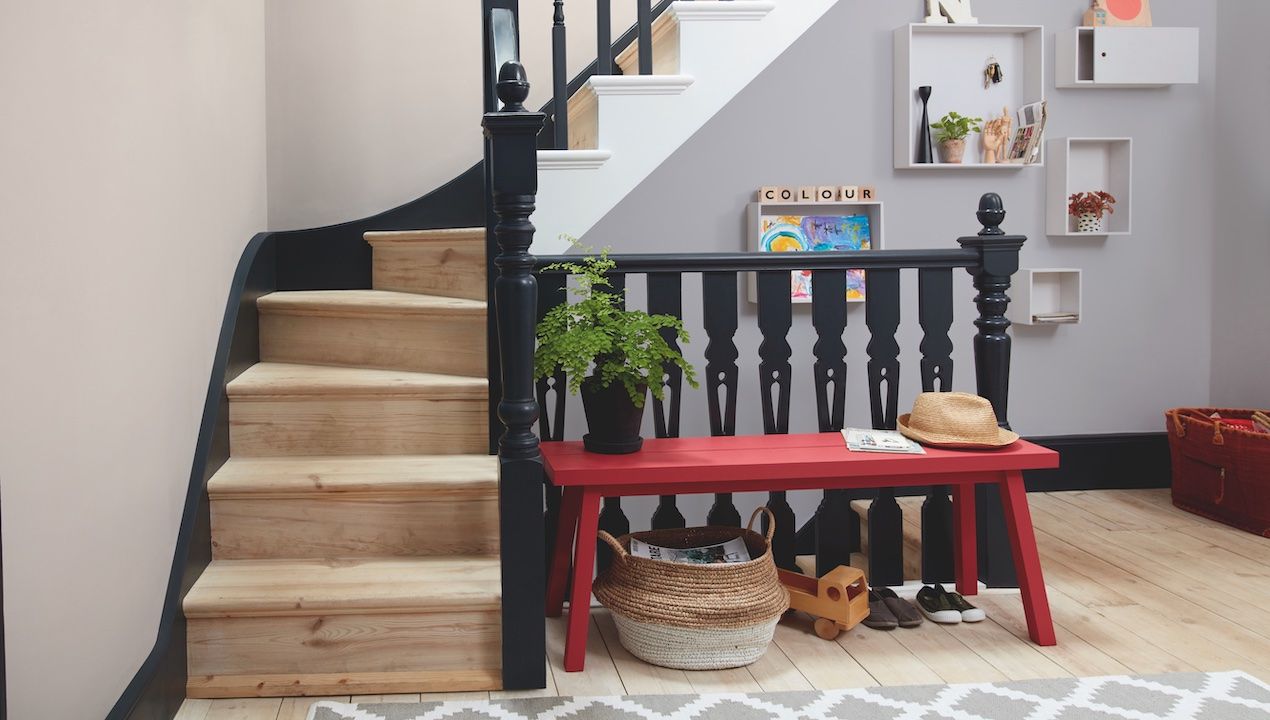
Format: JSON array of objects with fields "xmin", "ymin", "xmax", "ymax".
[{"xmin": 177, "ymin": 490, "xmax": 1270, "ymax": 718}]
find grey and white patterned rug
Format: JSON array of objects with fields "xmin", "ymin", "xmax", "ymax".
[{"xmin": 307, "ymin": 671, "xmax": 1270, "ymax": 720}]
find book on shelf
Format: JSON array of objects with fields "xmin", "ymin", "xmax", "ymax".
[
  {"xmin": 1032, "ymin": 312, "xmax": 1079, "ymax": 324},
  {"xmin": 841, "ymin": 428, "xmax": 926, "ymax": 454}
]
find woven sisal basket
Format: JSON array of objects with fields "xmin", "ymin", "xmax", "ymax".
[{"xmin": 592, "ymin": 508, "xmax": 790, "ymax": 670}]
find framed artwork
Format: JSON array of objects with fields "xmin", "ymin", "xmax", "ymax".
[{"xmin": 758, "ymin": 214, "xmax": 872, "ymax": 303}]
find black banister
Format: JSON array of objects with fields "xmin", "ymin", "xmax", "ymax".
[
  {"xmin": 482, "ymin": 59, "xmax": 548, "ymax": 690},
  {"xmin": 596, "ymin": 0, "xmax": 612, "ymax": 75},
  {"xmin": 552, "ymin": 1, "xmax": 568, "ymax": 149},
  {"xmin": 637, "ymin": 0, "xmax": 654, "ymax": 74},
  {"xmin": 536, "ymin": 249, "xmax": 981, "ymax": 273}
]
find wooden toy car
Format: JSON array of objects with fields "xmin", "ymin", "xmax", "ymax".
[{"xmin": 777, "ymin": 565, "xmax": 870, "ymax": 640}]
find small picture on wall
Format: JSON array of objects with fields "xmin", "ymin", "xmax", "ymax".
[{"xmin": 759, "ymin": 214, "xmax": 872, "ymax": 303}]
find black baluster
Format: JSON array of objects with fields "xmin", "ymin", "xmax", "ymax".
[
  {"xmin": 810, "ymin": 270, "xmax": 856, "ymax": 577},
  {"xmin": 918, "ymin": 267, "xmax": 955, "ymax": 585},
  {"xmin": 482, "ymin": 60, "xmax": 547, "ymax": 689},
  {"xmin": 637, "ymin": 0, "xmax": 653, "ymax": 75},
  {"xmin": 865, "ymin": 268, "xmax": 904, "ymax": 587},
  {"xmin": 552, "ymin": 0, "xmax": 569, "ymax": 150},
  {"xmin": 648, "ymin": 273, "xmax": 685, "ymax": 530},
  {"xmin": 959, "ymin": 193, "xmax": 1025, "ymax": 588},
  {"xmin": 757, "ymin": 270, "xmax": 796, "ymax": 570},
  {"xmin": 537, "ymin": 272, "xmax": 567, "ymax": 573},
  {"xmin": 703, "ymin": 271, "xmax": 741, "ymax": 527},
  {"xmin": 596, "ymin": 0, "xmax": 612, "ymax": 76},
  {"xmin": 597, "ymin": 497, "xmax": 630, "ymax": 573}
]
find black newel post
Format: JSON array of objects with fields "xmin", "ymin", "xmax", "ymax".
[
  {"xmin": 483, "ymin": 60, "xmax": 548, "ymax": 690},
  {"xmin": 958, "ymin": 193, "xmax": 1025, "ymax": 588},
  {"xmin": 552, "ymin": 0, "xmax": 569, "ymax": 150}
]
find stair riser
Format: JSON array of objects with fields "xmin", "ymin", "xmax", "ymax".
[
  {"xmin": 373, "ymin": 242, "xmax": 486, "ymax": 300},
  {"xmin": 211, "ymin": 496, "xmax": 498, "ymax": 560},
  {"xmin": 229, "ymin": 397, "xmax": 488, "ymax": 456},
  {"xmin": 187, "ymin": 610, "xmax": 500, "ymax": 698},
  {"xmin": 259, "ymin": 312, "xmax": 486, "ymax": 377}
]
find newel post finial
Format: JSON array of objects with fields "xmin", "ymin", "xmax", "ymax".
[
  {"xmin": 957, "ymin": 193, "xmax": 1025, "ymax": 430},
  {"xmin": 496, "ymin": 60, "xmax": 530, "ymax": 112}
]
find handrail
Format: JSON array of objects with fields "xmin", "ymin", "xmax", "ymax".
[{"xmin": 536, "ymin": 249, "xmax": 982, "ymax": 273}]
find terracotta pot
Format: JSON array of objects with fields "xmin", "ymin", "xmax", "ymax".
[
  {"xmin": 939, "ymin": 138, "xmax": 966, "ymax": 164},
  {"xmin": 581, "ymin": 376, "xmax": 647, "ymax": 454}
]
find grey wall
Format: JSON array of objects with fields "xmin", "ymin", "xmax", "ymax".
[
  {"xmin": 575, "ymin": 0, "xmax": 1218, "ymax": 528},
  {"xmin": 1212, "ymin": 1, "xmax": 1270, "ymax": 407}
]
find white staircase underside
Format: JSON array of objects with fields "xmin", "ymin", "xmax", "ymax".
[{"xmin": 532, "ymin": 0, "xmax": 838, "ymax": 254}]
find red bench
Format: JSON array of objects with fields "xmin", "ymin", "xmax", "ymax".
[{"xmin": 542, "ymin": 432, "xmax": 1060, "ymax": 672}]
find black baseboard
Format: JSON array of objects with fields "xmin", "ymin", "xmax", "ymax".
[{"xmin": 1022, "ymin": 432, "xmax": 1171, "ymax": 492}]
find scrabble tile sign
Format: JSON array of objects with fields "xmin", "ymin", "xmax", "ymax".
[{"xmin": 757, "ymin": 185, "xmax": 878, "ymax": 203}]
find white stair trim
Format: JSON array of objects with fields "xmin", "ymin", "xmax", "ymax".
[
  {"xmin": 538, "ymin": 149, "xmax": 613, "ymax": 171},
  {"xmin": 532, "ymin": 0, "xmax": 841, "ymax": 255},
  {"xmin": 670, "ymin": 0, "xmax": 775, "ymax": 22}
]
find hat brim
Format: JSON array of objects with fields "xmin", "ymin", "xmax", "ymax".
[{"xmin": 897, "ymin": 413, "xmax": 1019, "ymax": 449}]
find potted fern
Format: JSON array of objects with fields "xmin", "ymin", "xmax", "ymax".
[
  {"xmin": 534, "ymin": 250, "xmax": 698, "ymax": 454},
  {"xmin": 930, "ymin": 111, "xmax": 983, "ymax": 164}
]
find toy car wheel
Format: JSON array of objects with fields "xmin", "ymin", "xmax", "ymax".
[{"xmin": 813, "ymin": 617, "xmax": 841, "ymax": 640}]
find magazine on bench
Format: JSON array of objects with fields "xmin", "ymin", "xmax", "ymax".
[
  {"xmin": 629, "ymin": 536, "xmax": 752, "ymax": 564},
  {"xmin": 841, "ymin": 428, "xmax": 926, "ymax": 454}
]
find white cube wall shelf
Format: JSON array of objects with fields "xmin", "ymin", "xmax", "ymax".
[
  {"xmin": 894, "ymin": 23, "xmax": 1045, "ymax": 170},
  {"xmin": 1047, "ymin": 137, "xmax": 1132, "ymax": 237},
  {"xmin": 1009, "ymin": 269, "xmax": 1082, "ymax": 327},
  {"xmin": 1055, "ymin": 27, "xmax": 1199, "ymax": 88},
  {"xmin": 746, "ymin": 200, "xmax": 884, "ymax": 304}
]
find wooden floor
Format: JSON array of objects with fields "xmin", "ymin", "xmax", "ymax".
[{"xmin": 176, "ymin": 489, "xmax": 1270, "ymax": 719}]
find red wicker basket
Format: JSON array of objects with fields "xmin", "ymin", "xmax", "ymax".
[{"xmin": 1166, "ymin": 408, "xmax": 1270, "ymax": 537}]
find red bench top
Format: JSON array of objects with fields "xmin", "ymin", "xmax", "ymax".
[{"xmin": 540, "ymin": 433, "xmax": 1059, "ymax": 492}]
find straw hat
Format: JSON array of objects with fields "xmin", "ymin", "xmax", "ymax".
[{"xmin": 897, "ymin": 392, "xmax": 1019, "ymax": 449}]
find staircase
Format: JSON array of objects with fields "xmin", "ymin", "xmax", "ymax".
[
  {"xmin": 183, "ymin": 229, "xmax": 502, "ymax": 698},
  {"xmin": 532, "ymin": 0, "xmax": 838, "ymax": 253}
]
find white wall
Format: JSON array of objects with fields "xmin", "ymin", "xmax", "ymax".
[
  {"xmin": 0, "ymin": 2, "xmax": 267, "ymax": 719},
  {"xmin": 265, "ymin": 0, "xmax": 637, "ymax": 230},
  {"xmin": 1211, "ymin": 1, "xmax": 1270, "ymax": 408}
]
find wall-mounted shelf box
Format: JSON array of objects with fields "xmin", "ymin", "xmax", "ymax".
[
  {"xmin": 1056, "ymin": 27, "xmax": 1199, "ymax": 88},
  {"xmin": 746, "ymin": 200, "xmax": 884, "ymax": 304},
  {"xmin": 1047, "ymin": 137, "xmax": 1132, "ymax": 237},
  {"xmin": 1009, "ymin": 269, "xmax": 1082, "ymax": 326},
  {"xmin": 894, "ymin": 24, "xmax": 1045, "ymax": 170}
]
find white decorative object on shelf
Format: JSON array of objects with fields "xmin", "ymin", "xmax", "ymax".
[
  {"xmin": 1046, "ymin": 137, "xmax": 1132, "ymax": 237},
  {"xmin": 1055, "ymin": 27, "xmax": 1198, "ymax": 88},
  {"xmin": 1008, "ymin": 269, "xmax": 1082, "ymax": 327},
  {"xmin": 924, "ymin": 0, "xmax": 978, "ymax": 25},
  {"xmin": 745, "ymin": 201, "xmax": 884, "ymax": 304},
  {"xmin": 894, "ymin": 24, "xmax": 1045, "ymax": 170}
]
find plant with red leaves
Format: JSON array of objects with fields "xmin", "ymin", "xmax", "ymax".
[{"xmin": 1068, "ymin": 191, "xmax": 1117, "ymax": 218}]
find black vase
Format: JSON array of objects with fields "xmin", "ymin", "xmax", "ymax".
[
  {"xmin": 581, "ymin": 377, "xmax": 647, "ymax": 454},
  {"xmin": 916, "ymin": 86, "xmax": 934, "ymax": 164}
]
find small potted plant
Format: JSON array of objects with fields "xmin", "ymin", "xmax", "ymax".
[
  {"xmin": 534, "ymin": 248, "xmax": 698, "ymax": 454},
  {"xmin": 930, "ymin": 111, "xmax": 982, "ymax": 164},
  {"xmin": 1068, "ymin": 191, "xmax": 1116, "ymax": 233}
]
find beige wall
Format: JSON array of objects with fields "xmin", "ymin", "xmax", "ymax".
[
  {"xmin": 265, "ymin": 0, "xmax": 636, "ymax": 230},
  {"xmin": 0, "ymin": 2, "xmax": 267, "ymax": 719}
]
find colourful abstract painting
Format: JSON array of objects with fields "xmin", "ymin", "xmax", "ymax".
[{"xmin": 758, "ymin": 214, "xmax": 872, "ymax": 303}]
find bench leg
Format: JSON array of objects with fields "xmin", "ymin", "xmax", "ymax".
[
  {"xmin": 563, "ymin": 489, "xmax": 601, "ymax": 672},
  {"xmin": 999, "ymin": 471, "xmax": 1057, "ymax": 646},
  {"xmin": 953, "ymin": 482, "xmax": 978, "ymax": 597},
  {"xmin": 546, "ymin": 487, "xmax": 581, "ymax": 618}
]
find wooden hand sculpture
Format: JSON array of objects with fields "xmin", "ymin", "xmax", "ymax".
[{"xmin": 982, "ymin": 107, "xmax": 1012, "ymax": 164}]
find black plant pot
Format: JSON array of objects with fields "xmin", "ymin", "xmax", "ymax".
[{"xmin": 581, "ymin": 377, "xmax": 647, "ymax": 454}]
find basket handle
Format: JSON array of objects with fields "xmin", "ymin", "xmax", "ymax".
[
  {"xmin": 596, "ymin": 530, "xmax": 628, "ymax": 561},
  {"xmin": 747, "ymin": 506, "xmax": 777, "ymax": 544}
]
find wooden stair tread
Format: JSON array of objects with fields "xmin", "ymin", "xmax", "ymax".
[
  {"xmin": 258, "ymin": 290, "xmax": 485, "ymax": 318},
  {"xmin": 365, "ymin": 228, "xmax": 484, "ymax": 246},
  {"xmin": 208, "ymin": 455, "xmax": 497, "ymax": 498},
  {"xmin": 184, "ymin": 557, "xmax": 501, "ymax": 618},
  {"xmin": 227, "ymin": 363, "xmax": 487, "ymax": 399}
]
